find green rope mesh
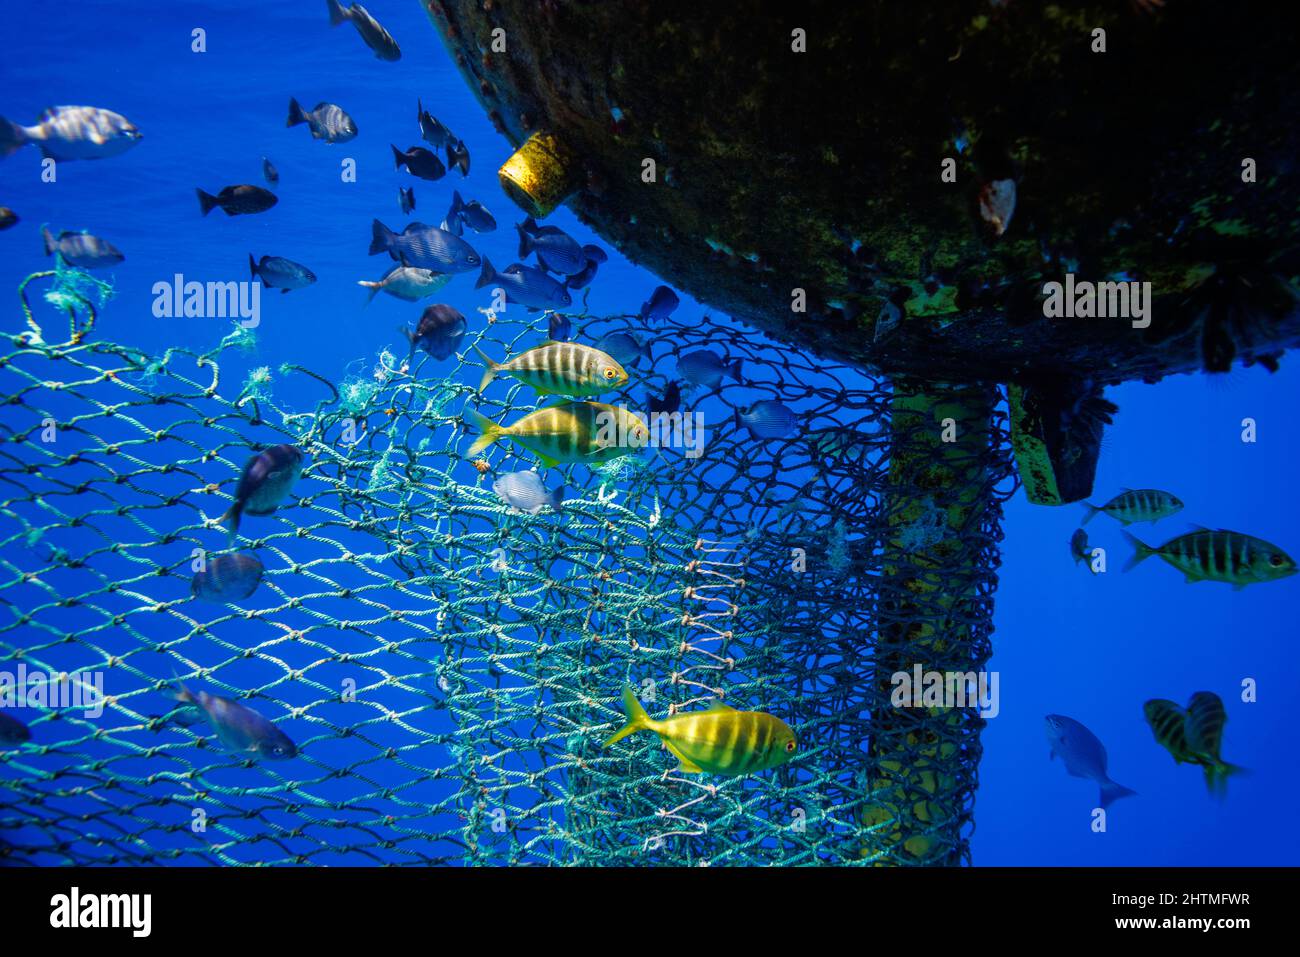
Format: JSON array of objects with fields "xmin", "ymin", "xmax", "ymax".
[{"xmin": 0, "ymin": 268, "xmax": 1014, "ymax": 866}]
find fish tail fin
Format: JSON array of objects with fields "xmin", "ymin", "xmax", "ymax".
[
  {"xmin": 391, "ymin": 144, "xmax": 405, "ymax": 170},
  {"xmin": 729, "ymin": 358, "xmax": 744, "ymax": 381},
  {"xmin": 369, "ymin": 219, "xmax": 395, "ymax": 256},
  {"xmin": 356, "ymin": 280, "xmax": 380, "ymax": 303},
  {"xmin": 1205, "ymin": 761, "xmax": 1248, "ymax": 800},
  {"xmin": 475, "ymin": 256, "xmax": 497, "ymax": 290},
  {"xmin": 196, "ymin": 188, "xmax": 218, "ymax": 216},
  {"xmin": 1081, "ymin": 502, "xmax": 1101, "ymax": 525},
  {"xmin": 1121, "ymin": 530, "xmax": 1155, "ymax": 572},
  {"xmin": 451, "ymin": 190, "xmax": 464, "ymax": 216},
  {"xmin": 248, "ymin": 254, "xmax": 260, "ymax": 282},
  {"xmin": 1099, "ymin": 778, "xmax": 1138, "ymax": 808},
  {"xmin": 464, "ymin": 408, "xmax": 504, "ymax": 456},
  {"xmin": 41, "ymin": 226, "xmax": 56, "ymax": 256},
  {"xmin": 516, "ymin": 222, "xmax": 534, "ymax": 258},
  {"xmin": 217, "ymin": 502, "xmax": 242, "ymax": 537},
  {"xmin": 603, "ymin": 685, "xmax": 653, "ymax": 748},
  {"xmin": 286, "ymin": 97, "xmax": 307, "ymax": 128},
  {"xmin": 326, "ymin": 0, "xmax": 349, "ymax": 26},
  {"xmin": 0, "ymin": 117, "xmax": 27, "ymax": 158},
  {"xmin": 473, "ymin": 345, "xmax": 503, "ymax": 393}
]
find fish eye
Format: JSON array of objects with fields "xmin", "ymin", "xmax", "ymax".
[
  {"xmin": 785, "ymin": 740, "xmax": 797, "ymax": 753},
  {"xmin": 1269, "ymin": 554, "xmax": 1285, "ymax": 567},
  {"xmin": 603, "ymin": 367, "xmax": 617, "ymax": 379}
]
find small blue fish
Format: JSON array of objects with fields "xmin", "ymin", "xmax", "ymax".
[
  {"xmin": 1070, "ymin": 528, "xmax": 1091, "ymax": 566},
  {"xmin": 370, "ymin": 219, "xmax": 480, "ymax": 273},
  {"xmin": 220, "ymin": 444, "xmax": 304, "ymax": 535},
  {"xmin": 1045, "ymin": 714, "xmax": 1137, "ymax": 809},
  {"xmin": 405, "ymin": 304, "xmax": 466, "ymax": 360},
  {"xmin": 42, "ymin": 227, "xmax": 123, "ymax": 269},
  {"xmin": 548, "ymin": 313, "xmax": 572, "ymax": 342},
  {"xmin": 493, "ymin": 470, "xmax": 564, "ymax": 514},
  {"xmin": 0, "ymin": 711, "xmax": 31, "ymax": 744},
  {"xmin": 647, "ymin": 381, "xmax": 681, "ymax": 416},
  {"xmin": 417, "ymin": 99, "xmax": 453, "ymax": 149},
  {"xmin": 168, "ymin": 681, "xmax": 297, "ymax": 760},
  {"xmin": 248, "ymin": 253, "xmax": 316, "ymax": 293},
  {"xmin": 639, "ymin": 285, "xmax": 680, "ymax": 322},
  {"xmin": 593, "ymin": 332, "xmax": 652, "ymax": 367},
  {"xmin": 736, "ymin": 399, "xmax": 797, "ymax": 439},
  {"xmin": 392, "ymin": 144, "xmax": 446, "ymax": 181},
  {"xmin": 262, "ymin": 157, "xmax": 279, "ymax": 185},
  {"xmin": 475, "ymin": 258, "xmax": 572, "ymax": 311},
  {"xmin": 678, "ymin": 350, "xmax": 742, "ymax": 390},
  {"xmin": 399, "ymin": 186, "xmax": 415, "ymax": 215},
  {"xmin": 192, "ymin": 552, "xmax": 264, "ymax": 602},
  {"xmin": 516, "ymin": 217, "xmax": 586, "ymax": 276},
  {"xmin": 565, "ymin": 245, "xmax": 608, "ymax": 290},
  {"xmin": 445, "ymin": 190, "xmax": 496, "ymax": 235}
]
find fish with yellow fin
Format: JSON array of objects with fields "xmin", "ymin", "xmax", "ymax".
[
  {"xmin": 603, "ymin": 685, "xmax": 798, "ymax": 776},
  {"xmin": 464, "ymin": 401, "xmax": 646, "ymax": 469}
]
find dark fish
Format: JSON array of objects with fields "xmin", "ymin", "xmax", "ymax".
[
  {"xmin": 1045, "ymin": 714, "xmax": 1137, "ymax": 809},
  {"xmin": 736, "ymin": 399, "xmax": 797, "ymax": 439},
  {"xmin": 417, "ymin": 99, "xmax": 453, "ymax": 149},
  {"xmin": 493, "ymin": 470, "xmax": 563, "ymax": 514},
  {"xmin": 405, "ymin": 304, "xmax": 466, "ymax": 360},
  {"xmin": 1184, "ymin": 691, "xmax": 1246, "ymax": 798},
  {"xmin": 169, "ymin": 681, "xmax": 297, "ymax": 759},
  {"xmin": 1123, "ymin": 528, "xmax": 1297, "ymax": 588},
  {"xmin": 0, "ymin": 207, "xmax": 19, "ymax": 230},
  {"xmin": 446, "ymin": 190, "xmax": 496, "ymax": 234},
  {"xmin": 0, "ymin": 711, "xmax": 31, "ymax": 744},
  {"xmin": 516, "ymin": 217, "xmax": 586, "ymax": 276},
  {"xmin": 678, "ymin": 350, "xmax": 742, "ymax": 389},
  {"xmin": 326, "ymin": 0, "xmax": 401, "ymax": 61},
  {"xmin": 446, "ymin": 139, "xmax": 470, "ymax": 177},
  {"xmin": 0, "ymin": 105, "xmax": 142, "ymax": 161},
  {"xmin": 42, "ymin": 227, "xmax": 124, "ymax": 269},
  {"xmin": 191, "ymin": 552, "xmax": 264, "ymax": 602},
  {"xmin": 639, "ymin": 285, "xmax": 680, "ymax": 322},
  {"xmin": 219, "ymin": 444, "xmax": 304, "ymax": 535},
  {"xmin": 369, "ymin": 219, "xmax": 480, "ymax": 273},
  {"xmin": 197, "ymin": 184, "xmax": 278, "ymax": 217},
  {"xmin": 647, "ymin": 380, "xmax": 681, "ymax": 416},
  {"xmin": 565, "ymin": 245, "xmax": 608, "ymax": 290},
  {"xmin": 249, "ymin": 253, "xmax": 316, "ymax": 293},
  {"xmin": 548, "ymin": 313, "xmax": 572, "ymax": 342},
  {"xmin": 392, "ymin": 144, "xmax": 445, "ymax": 181},
  {"xmin": 287, "ymin": 98, "xmax": 357, "ymax": 143},
  {"xmin": 475, "ymin": 258, "xmax": 573, "ymax": 311},
  {"xmin": 399, "ymin": 186, "xmax": 416, "ymax": 215},
  {"xmin": 1070, "ymin": 528, "xmax": 1091, "ymax": 565},
  {"xmin": 262, "ymin": 156, "xmax": 279, "ymax": 184},
  {"xmin": 593, "ymin": 332, "xmax": 652, "ymax": 367},
  {"xmin": 1144, "ymin": 699, "xmax": 1197, "ymax": 765}
]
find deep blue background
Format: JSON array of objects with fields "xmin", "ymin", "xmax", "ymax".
[{"xmin": 0, "ymin": 0, "xmax": 1295, "ymax": 865}]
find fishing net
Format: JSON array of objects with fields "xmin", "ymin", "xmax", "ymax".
[{"xmin": 0, "ymin": 263, "xmax": 1015, "ymax": 866}]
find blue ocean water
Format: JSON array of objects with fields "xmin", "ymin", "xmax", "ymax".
[{"xmin": 0, "ymin": 1, "xmax": 1295, "ymax": 866}]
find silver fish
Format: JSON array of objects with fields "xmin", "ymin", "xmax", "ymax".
[
  {"xmin": 170, "ymin": 681, "xmax": 297, "ymax": 760},
  {"xmin": 191, "ymin": 552, "xmax": 264, "ymax": 602},
  {"xmin": 249, "ymin": 254, "xmax": 316, "ymax": 292},
  {"xmin": 358, "ymin": 262, "xmax": 450, "ymax": 303},
  {"xmin": 287, "ymin": 98, "xmax": 357, "ymax": 143},
  {"xmin": 220, "ymin": 444, "xmax": 304, "ymax": 535},
  {"xmin": 493, "ymin": 471, "xmax": 564, "ymax": 514},
  {"xmin": 0, "ymin": 106, "xmax": 142, "ymax": 161},
  {"xmin": 369, "ymin": 219, "xmax": 480, "ymax": 273},
  {"xmin": 42, "ymin": 227, "xmax": 124, "ymax": 269},
  {"xmin": 326, "ymin": 0, "xmax": 401, "ymax": 61},
  {"xmin": 1045, "ymin": 714, "xmax": 1137, "ymax": 809}
]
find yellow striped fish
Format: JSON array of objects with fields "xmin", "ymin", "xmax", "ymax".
[
  {"xmin": 1184, "ymin": 691, "xmax": 1246, "ymax": 799},
  {"xmin": 1082, "ymin": 488, "xmax": 1183, "ymax": 526},
  {"xmin": 1144, "ymin": 699, "xmax": 1197, "ymax": 764},
  {"xmin": 465, "ymin": 401, "xmax": 647, "ymax": 468},
  {"xmin": 474, "ymin": 341, "xmax": 628, "ymax": 396},
  {"xmin": 603, "ymin": 685, "xmax": 797, "ymax": 776},
  {"xmin": 1123, "ymin": 528, "xmax": 1296, "ymax": 588}
]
